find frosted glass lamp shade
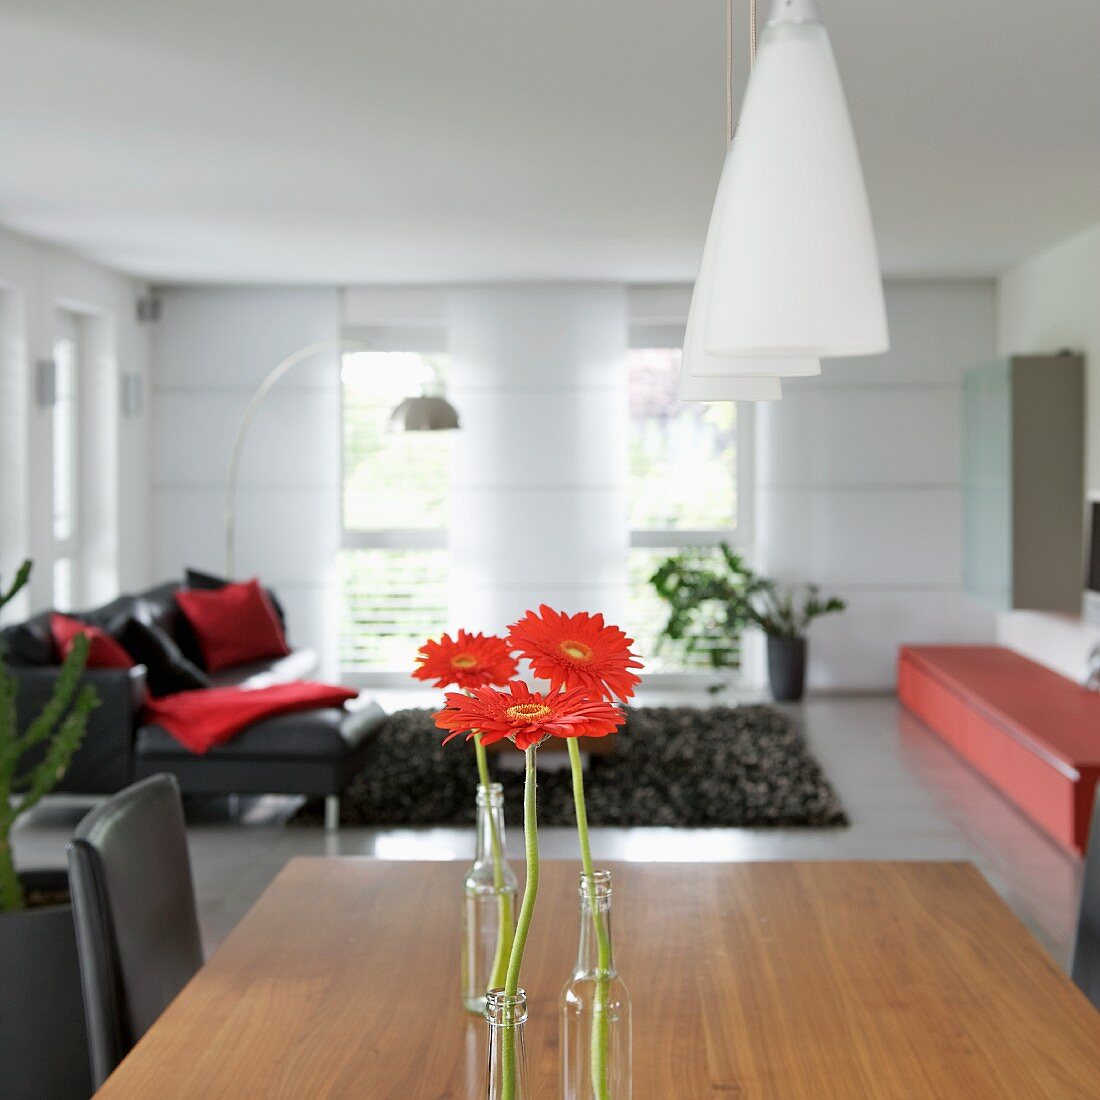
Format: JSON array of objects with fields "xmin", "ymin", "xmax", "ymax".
[
  {"xmin": 678, "ymin": 369, "xmax": 781, "ymax": 403},
  {"xmin": 679, "ymin": 273, "xmax": 786, "ymax": 402},
  {"xmin": 705, "ymin": 3, "xmax": 889, "ymax": 359},
  {"xmin": 686, "ymin": 143, "xmax": 820, "ymax": 380}
]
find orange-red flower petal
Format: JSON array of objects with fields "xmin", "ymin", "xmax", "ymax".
[
  {"xmin": 413, "ymin": 629, "xmax": 519, "ymax": 691},
  {"xmin": 433, "ymin": 680, "xmax": 626, "ymax": 751},
  {"xmin": 507, "ymin": 605, "xmax": 643, "ymax": 702}
]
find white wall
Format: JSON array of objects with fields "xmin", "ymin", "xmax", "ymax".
[
  {"xmin": 755, "ymin": 279, "xmax": 999, "ymax": 691},
  {"xmin": 0, "ymin": 225, "xmax": 150, "ymax": 617},
  {"xmin": 994, "ymin": 221, "xmax": 1100, "ymax": 679},
  {"xmin": 150, "ymin": 287, "xmax": 342, "ymax": 673}
]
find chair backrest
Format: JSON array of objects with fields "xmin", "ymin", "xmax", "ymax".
[
  {"xmin": 67, "ymin": 773, "xmax": 204, "ymax": 1087},
  {"xmin": 1071, "ymin": 783, "xmax": 1100, "ymax": 1008}
]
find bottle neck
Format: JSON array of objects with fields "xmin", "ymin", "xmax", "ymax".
[
  {"xmin": 574, "ymin": 878, "xmax": 616, "ymax": 979},
  {"xmin": 485, "ymin": 988, "xmax": 528, "ymax": 1029},
  {"xmin": 485, "ymin": 990, "xmax": 529, "ymax": 1099},
  {"xmin": 474, "ymin": 783, "xmax": 506, "ymax": 865}
]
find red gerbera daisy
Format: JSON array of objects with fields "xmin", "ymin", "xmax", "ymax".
[
  {"xmin": 507, "ymin": 605, "xmax": 643, "ymax": 703},
  {"xmin": 412, "ymin": 630, "xmax": 519, "ymax": 691},
  {"xmin": 433, "ymin": 680, "xmax": 626, "ymax": 751}
]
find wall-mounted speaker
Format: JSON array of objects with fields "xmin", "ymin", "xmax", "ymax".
[{"xmin": 136, "ymin": 295, "xmax": 161, "ymax": 323}]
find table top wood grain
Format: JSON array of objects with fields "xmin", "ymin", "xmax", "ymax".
[{"xmin": 95, "ymin": 859, "xmax": 1100, "ymax": 1098}]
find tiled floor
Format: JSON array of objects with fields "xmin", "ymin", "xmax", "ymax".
[{"xmin": 12, "ymin": 693, "xmax": 1083, "ymax": 965}]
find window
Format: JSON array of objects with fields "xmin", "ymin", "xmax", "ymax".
[
  {"xmin": 339, "ymin": 351, "xmax": 452, "ymax": 672},
  {"xmin": 625, "ymin": 347, "xmax": 749, "ymax": 672}
]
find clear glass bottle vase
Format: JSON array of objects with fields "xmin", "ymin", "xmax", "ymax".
[
  {"xmin": 560, "ymin": 869, "xmax": 632, "ymax": 1099},
  {"xmin": 485, "ymin": 988, "xmax": 531, "ymax": 1099},
  {"xmin": 463, "ymin": 782, "xmax": 519, "ymax": 1014}
]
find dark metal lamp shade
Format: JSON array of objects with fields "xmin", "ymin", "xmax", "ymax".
[{"xmin": 389, "ymin": 395, "xmax": 461, "ymax": 431}]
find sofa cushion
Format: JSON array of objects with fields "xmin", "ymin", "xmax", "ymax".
[
  {"xmin": 185, "ymin": 568, "xmax": 288, "ymax": 633},
  {"xmin": 206, "ymin": 647, "xmax": 320, "ymax": 689},
  {"xmin": 50, "ymin": 614, "xmax": 135, "ymax": 669},
  {"xmin": 113, "ymin": 612, "xmax": 211, "ymax": 697},
  {"xmin": 135, "ymin": 700, "xmax": 385, "ymax": 760},
  {"xmin": 134, "ymin": 583, "xmax": 187, "ymax": 634},
  {"xmin": 76, "ymin": 594, "xmax": 142, "ymax": 630},
  {"xmin": 175, "ymin": 579, "xmax": 290, "ymax": 672}
]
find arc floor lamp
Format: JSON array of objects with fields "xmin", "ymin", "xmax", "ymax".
[{"xmin": 224, "ymin": 338, "xmax": 460, "ymax": 577}]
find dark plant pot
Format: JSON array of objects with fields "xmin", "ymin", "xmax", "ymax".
[
  {"xmin": 767, "ymin": 635, "xmax": 807, "ymax": 703},
  {"xmin": 0, "ymin": 869, "xmax": 92, "ymax": 1100}
]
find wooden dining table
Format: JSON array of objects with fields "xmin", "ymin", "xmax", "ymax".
[{"xmin": 95, "ymin": 858, "xmax": 1100, "ymax": 1098}]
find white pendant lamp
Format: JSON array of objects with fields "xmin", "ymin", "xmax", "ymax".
[
  {"xmin": 685, "ymin": 140, "xmax": 820, "ymax": 383},
  {"xmin": 679, "ymin": 0, "xmax": 820, "ymax": 401},
  {"xmin": 678, "ymin": 367, "xmax": 782, "ymax": 402},
  {"xmin": 678, "ymin": 238, "xmax": 786, "ymax": 402},
  {"xmin": 702, "ymin": 0, "xmax": 889, "ymax": 360}
]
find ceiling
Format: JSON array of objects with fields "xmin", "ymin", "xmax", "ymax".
[{"xmin": 1, "ymin": 0, "xmax": 1098, "ymax": 285}]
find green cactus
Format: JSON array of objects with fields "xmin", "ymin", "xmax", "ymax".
[{"xmin": 0, "ymin": 560, "xmax": 99, "ymax": 912}]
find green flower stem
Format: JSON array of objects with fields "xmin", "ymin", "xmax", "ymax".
[
  {"xmin": 505, "ymin": 746, "xmax": 539, "ymax": 995},
  {"xmin": 502, "ymin": 745, "xmax": 539, "ymax": 1100},
  {"xmin": 473, "ymin": 733, "xmax": 492, "ymax": 798},
  {"xmin": 568, "ymin": 737, "xmax": 612, "ymax": 1100},
  {"xmin": 474, "ymin": 732, "xmax": 514, "ymax": 992}
]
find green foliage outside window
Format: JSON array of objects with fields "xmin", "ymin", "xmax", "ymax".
[{"xmin": 628, "ymin": 349, "xmax": 737, "ymax": 531}]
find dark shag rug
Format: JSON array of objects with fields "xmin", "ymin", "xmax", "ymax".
[{"xmin": 294, "ymin": 705, "xmax": 848, "ymax": 829}]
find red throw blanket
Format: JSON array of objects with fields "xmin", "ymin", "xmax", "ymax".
[{"xmin": 144, "ymin": 682, "xmax": 359, "ymax": 754}]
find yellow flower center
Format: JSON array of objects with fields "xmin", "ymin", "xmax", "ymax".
[
  {"xmin": 559, "ymin": 639, "xmax": 594, "ymax": 663},
  {"xmin": 450, "ymin": 654, "xmax": 479, "ymax": 670},
  {"xmin": 506, "ymin": 703, "xmax": 552, "ymax": 723}
]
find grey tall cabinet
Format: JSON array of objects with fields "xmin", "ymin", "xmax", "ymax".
[{"xmin": 963, "ymin": 353, "xmax": 1084, "ymax": 612}]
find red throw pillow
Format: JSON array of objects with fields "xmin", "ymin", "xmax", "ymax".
[
  {"xmin": 174, "ymin": 578, "xmax": 290, "ymax": 672},
  {"xmin": 50, "ymin": 614, "xmax": 135, "ymax": 670}
]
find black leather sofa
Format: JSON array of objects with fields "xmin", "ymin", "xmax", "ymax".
[{"xmin": 1, "ymin": 579, "xmax": 383, "ymax": 829}]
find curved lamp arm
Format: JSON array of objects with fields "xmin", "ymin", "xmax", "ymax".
[{"xmin": 224, "ymin": 338, "xmax": 367, "ymax": 577}]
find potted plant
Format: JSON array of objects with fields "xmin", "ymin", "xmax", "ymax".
[
  {"xmin": 649, "ymin": 543, "xmax": 844, "ymax": 702},
  {"xmin": 749, "ymin": 584, "xmax": 845, "ymax": 702},
  {"xmin": 648, "ymin": 544, "xmax": 771, "ymax": 691},
  {"xmin": 0, "ymin": 560, "xmax": 99, "ymax": 1099}
]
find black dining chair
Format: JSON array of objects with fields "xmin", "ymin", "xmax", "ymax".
[
  {"xmin": 1071, "ymin": 782, "xmax": 1100, "ymax": 1009},
  {"xmin": 67, "ymin": 773, "xmax": 204, "ymax": 1088}
]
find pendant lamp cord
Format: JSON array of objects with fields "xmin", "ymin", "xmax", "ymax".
[{"xmin": 727, "ymin": 0, "xmax": 758, "ymax": 145}]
